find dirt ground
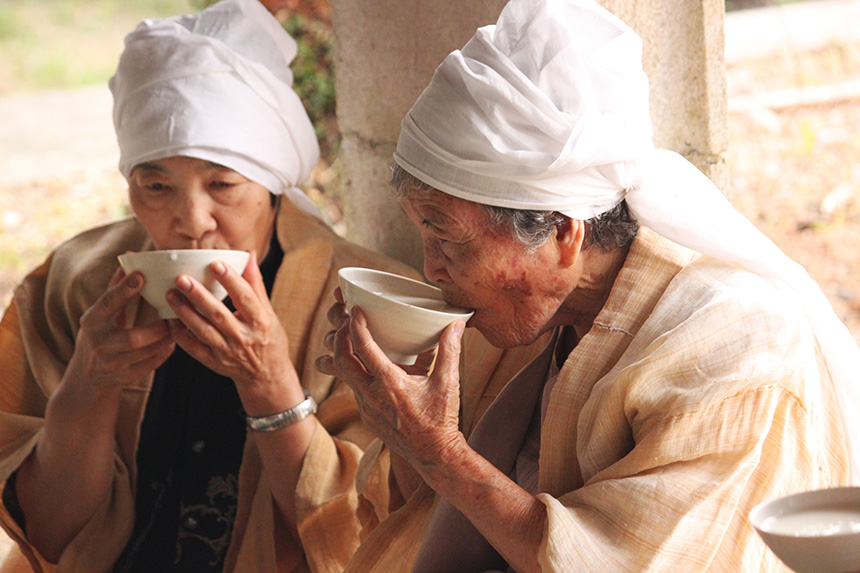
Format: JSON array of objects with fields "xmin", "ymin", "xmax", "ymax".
[{"xmin": 725, "ymin": 42, "xmax": 860, "ymax": 343}]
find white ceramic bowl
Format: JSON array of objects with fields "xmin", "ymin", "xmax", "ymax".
[
  {"xmin": 118, "ymin": 249, "xmax": 250, "ymax": 319},
  {"xmin": 749, "ymin": 487, "xmax": 860, "ymax": 572},
  {"xmin": 338, "ymin": 267, "xmax": 474, "ymax": 365}
]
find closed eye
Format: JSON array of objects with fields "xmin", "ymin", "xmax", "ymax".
[{"xmin": 422, "ymin": 219, "xmax": 452, "ymax": 244}]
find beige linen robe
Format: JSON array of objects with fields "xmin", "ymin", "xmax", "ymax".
[
  {"xmin": 0, "ymin": 199, "xmax": 423, "ymax": 572},
  {"xmin": 346, "ymin": 228, "xmax": 851, "ymax": 572}
]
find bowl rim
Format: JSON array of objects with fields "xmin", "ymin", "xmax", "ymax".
[
  {"xmin": 118, "ymin": 248, "xmax": 250, "ymax": 259},
  {"xmin": 117, "ymin": 249, "xmax": 251, "ymax": 270},
  {"xmin": 338, "ymin": 266, "xmax": 474, "ymax": 319},
  {"xmin": 750, "ymin": 486, "xmax": 860, "ymax": 539}
]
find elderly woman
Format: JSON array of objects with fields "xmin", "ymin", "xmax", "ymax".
[
  {"xmin": 320, "ymin": 0, "xmax": 860, "ymax": 571},
  {"xmin": 0, "ymin": 0, "xmax": 420, "ymax": 570}
]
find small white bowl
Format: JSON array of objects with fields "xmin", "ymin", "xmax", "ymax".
[
  {"xmin": 118, "ymin": 249, "xmax": 250, "ymax": 319},
  {"xmin": 749, "ymin": 487, "xmax": 860, "ymax": 572},
  {"xmin": 338, "ymin": 267, "xmax": 474, "ymax": 365}
]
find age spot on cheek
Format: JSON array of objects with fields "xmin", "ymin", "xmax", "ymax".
[{"xmin": 501, "ymin": 271, "xmax": 533, "ymax": 297}]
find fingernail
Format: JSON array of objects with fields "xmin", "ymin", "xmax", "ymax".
[
  {"xmin": 353, "ymin": 308, "xmax": 366, "ymax": 325},
  {"xmin": 453, "ymin": 320, "xmax": 466, "ymax": 336},
  {"xmin": 166, "ymin": 290, "xmax": 182, "ymax": 306},
  {"xmin": 126, "ymin": 274, "xmax": 141, "ymax": 289},
  {"xmin": 177, "ymin": 276, "xmax": 192, "ymax": 291},
  {"xmin": 212, "ymin": 261, "xmax": 226, "ymax": 275}
]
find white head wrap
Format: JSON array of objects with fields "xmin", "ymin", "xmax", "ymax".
[
  {"xmin": 396, "ymin": 0, "xmax": 860, "ymax": 480},
  {"xmin": 110, "ymin": 0, "xmax": 322, "ymax": 218}
]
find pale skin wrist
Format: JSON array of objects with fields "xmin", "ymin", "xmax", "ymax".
[
  {"xmin": 232, "ymin": 366, "xmax": 318, "ymax": 544},
  {"xmin": 42, "ymin": 373, "xmax": 124, "ymax": 445},
  {"xmin": 246, "ymin": 396, "xmax": 317, "ymax": 546},
  {"xmin": 167, "ymin": 252, "xmax": 321, "ymax": 543},
  {"xmin": 16, "ymin": 372, "xmax": 125, "ymax": 562},
  {"xmin": 233, "ymin": 364, "xmax": 306, "ymax": 417}
]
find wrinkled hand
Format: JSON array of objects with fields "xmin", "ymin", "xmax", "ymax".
[
  {"xmin": 65, "ymin": 268, "xmax": 175, "ymax": 389},
  {"xmin": 165, "ymin": 251, "xmax": 296, "ymax": 398},
  {"xmin": 317, "ymin": 291, "xmax": 467, "ymax": 469},
  {"xmin": 322, "ymin": 288, "xmax": 437, "ymax": 375}
]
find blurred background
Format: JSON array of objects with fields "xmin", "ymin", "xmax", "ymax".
[{"xmin": 0, "ymin": 0, "xmax": 858, "ymax": 335}]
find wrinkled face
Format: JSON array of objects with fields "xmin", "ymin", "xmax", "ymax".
[
  {"xmin": 128, "ymin": 156, "xmax": 276, "ymax": 256},
  {"xmin": 401, "ymin": 189, "xmax": 572, "ymax": 348}
]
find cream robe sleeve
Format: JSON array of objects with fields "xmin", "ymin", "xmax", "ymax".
[
  {"xmin": 0, "ymin": 219, "xmax": 153, "ymax": 573},
  {"xmin": 537, "ymin": 258, "xmax": 851, "ymax": 571}
]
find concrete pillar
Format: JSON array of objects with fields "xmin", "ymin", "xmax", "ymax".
[
  {"xmin": 330, "ymin": 0, "xmax": 506, "ymax": 270},
  {"xmin": 331, "ymin": 0, "xmax": 728, "ymax": 269},
  {"xmin": 603, "ymin": 0, "xmax": 728, "ymax": 187}
]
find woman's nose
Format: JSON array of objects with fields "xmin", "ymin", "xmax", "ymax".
[
  {"xmin": 174, "ymin": 190, "xmax": 216, "ymax": 241},
  {"xmin": 423, "ymin": 240, "xmax": 450, "ymax": 285}
]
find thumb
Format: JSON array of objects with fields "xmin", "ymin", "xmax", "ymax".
[
  {"xmin": 428, "ymin": 320, "xmax": 465, "ymax": 390},
  {"xmin": 241, "ymin": 250, "xmax": 267, "ymax": 299},
  {"xmin": 349, "ymin": 307, "xmax": 396, "ymax": 374}
]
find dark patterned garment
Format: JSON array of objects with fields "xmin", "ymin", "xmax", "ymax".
[{"xmin": 115, "ymin": 237, "xmax": 283, "ymax": 572}]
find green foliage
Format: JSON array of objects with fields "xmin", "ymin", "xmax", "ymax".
[
  {"xmin": 0, "ymin": 10, "xmax": 19, "ymax": 41},
  {"xmin": 282, "ymin": 12, "xmax": 338, "ymax": 159}
]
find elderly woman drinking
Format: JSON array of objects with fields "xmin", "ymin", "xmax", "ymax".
[
  {"xmin": 319, "ymin": 0, "xmax": 860, "ymax": 570},
  {"xmin": 0, "ymin": 0, "xmax": 420, "ymax": 570}
]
